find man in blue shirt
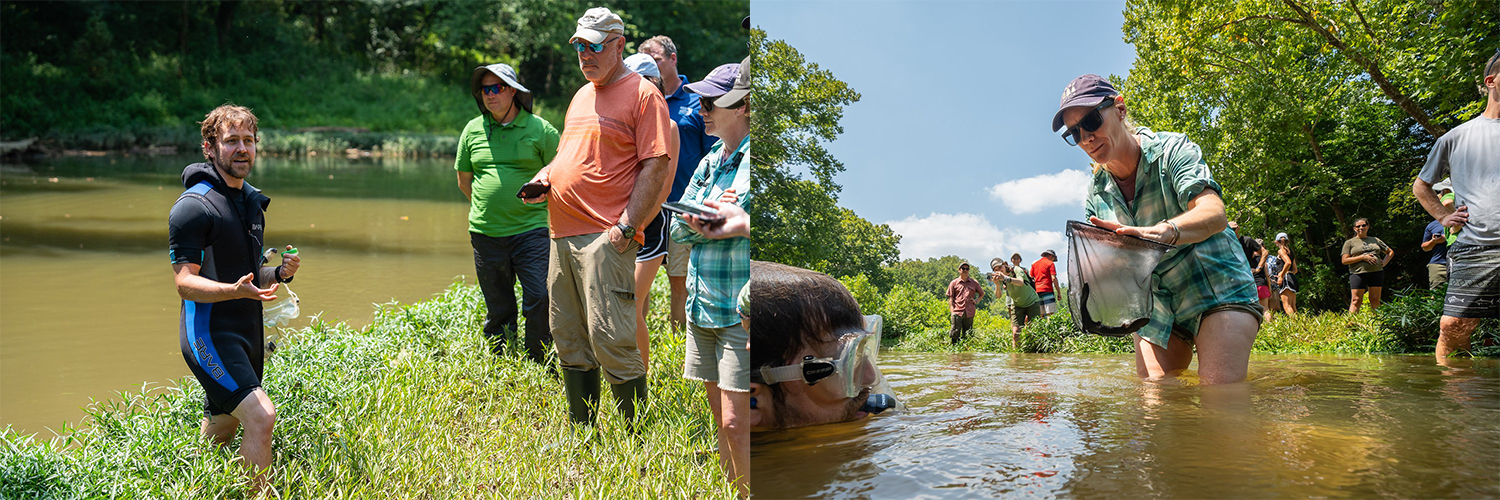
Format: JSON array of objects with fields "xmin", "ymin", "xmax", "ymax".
[
  {"xmin": 1421, "ymin": 180, "xmax": 1454, "ymax": 289},
  {"xmin": 641, "ymin": 35, "xmax": 714, "ymax": 331}
]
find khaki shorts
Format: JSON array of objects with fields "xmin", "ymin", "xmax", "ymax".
[
  {"xmin": 684, "ymin": 321, "xmax": 750, "ymax": 392},
  {"xmin": 665, "ymin": 238, "xmax": 691, "ymax": 277},
  {"xmin": 1428, "ymin": 263, "xmax": 1449, "ymax": 290},
  {"xmin": 549, "ymin": 232, "xmax": 644, "ymax": 384}
]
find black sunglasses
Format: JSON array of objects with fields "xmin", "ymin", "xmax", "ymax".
[{"xmin": 1061, "ymin": 99, "xmax": 1116, "ymax": 146}]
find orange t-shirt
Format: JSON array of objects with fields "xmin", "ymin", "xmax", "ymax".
[{"xmin": 547, "ymin": 71, "xmax": 673, "ymax": 244}]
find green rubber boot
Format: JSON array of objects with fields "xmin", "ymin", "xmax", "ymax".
[
  {"xmin": 609, "ymin": 377, "xmax": 649, "ymax": 431},
  {"xmin": 563, "ymin": 368, "xmax": 601, "ymax": 425}
]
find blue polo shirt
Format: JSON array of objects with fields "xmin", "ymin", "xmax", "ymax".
[
  {"xmin": 1423, "ymin": 220, "xmax": 1448, "ymax": 264},
  {"xmin": 666, "ymin": 74, "xmax": 714, "ymax": 201}
]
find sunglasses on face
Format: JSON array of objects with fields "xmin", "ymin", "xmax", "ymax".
[
  {"xmin": 572, "ymin": 37, "xmax": 614, "ymax": 53},
  {"xmin": 1354, "ymin": 224, "xmax": 1368, "ymax": 228},
  {"xmin": 481, "ymin": 83, "xmax": 510, "ymax": 95},
  {"xmin": 1061, "ymin": 99, "xmax": 1116, "ymax": 146}
]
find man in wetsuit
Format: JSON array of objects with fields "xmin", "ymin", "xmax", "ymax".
[{"xmin": 168, "ymin": 104, "xmax": 300, "ymax": 489}]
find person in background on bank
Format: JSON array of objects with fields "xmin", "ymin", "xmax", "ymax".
[
  {"xmin": 1341, "ymin": 218, "xmax": 1394, "ymax": 314},
  {"xmin": 640, "ymin": 35, "xmax": 716, "ymax": 333},
  {"xmin": 1228, "ymin": 221, "xmax": 1272, "ymax": 323},
  {"xmin": 169, "ymin": 104, "xmax": 302, "ymax": 492},
  {"xmin": 457, "ymin": 63, "xmax": 559, "ymax": 365},
  {"xmin": 672, "ymin": 61, "xmax": 752, "ymax": 496},
  {"xmin": 1268, "ymin": 232, "xmax": 1298, "ymax": 317},
  {"xmin": 994, "ymin": 260, "xmax": 1041, "ymax": 348},
  {"xmin": 1412, "ymin": 48, "xmax": 1500, "ymax": 364},
  {"xmin": 1421, "ymin": 179, "xmax": 1453, "ymax": 290},
  {"xmin": 946, "ymin": 262, "xmax": 984, "ymax": 345},
  {"xmin": 1053, "ymin": 73, "xmax": 1261, "ymax": 385},
  {"xmin": 523, "ymin": 7, "xmax": 673, "ymax": 428},
  {"xmin": 1030, "ymin": 250, "xmax": 1060, "ymax": 316},
  {"xmin": 622, "ymin": 53, "xmax": 681, "ymax": 371}
]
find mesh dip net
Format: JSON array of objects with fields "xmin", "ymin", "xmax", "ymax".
[{"xmin": 1065, "ymin": 220, "xmax": 1175, "ymax": 337}]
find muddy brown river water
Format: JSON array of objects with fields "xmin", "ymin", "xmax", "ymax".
[
  {"xmin": 752, "ymin": 352, "xmax": 1500, "ymax": 499},
  {"xmin": 1, "ymin": 154, "xmax": 477, "ymax": 435}
]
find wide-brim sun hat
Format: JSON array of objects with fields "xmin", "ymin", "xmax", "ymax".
[{"xmin": 470, "ymin": 63, "xmax": 533, "ymax": 114}]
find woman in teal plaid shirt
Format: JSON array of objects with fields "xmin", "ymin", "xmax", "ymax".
[{"xmin": 1051, "ymin": 74, "xmax": 1262, "ymax": 385}]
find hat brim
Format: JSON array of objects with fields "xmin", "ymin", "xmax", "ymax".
[
  {"xmin": 571, "ymin": 28, "xmax": 608, "ymax": 44},
  {"xmin": 683, "ymin": 81, "xmax": 729, "ymax": 98},
  {"xmin": 714, "ymin": 88, "xmax": 749, "ymax": 108},
  {"xmin": 473, "ymin": 65, "xmax": 533, "ymax": 114},
  {"xmin": 1051, "ymin": 95, "xmax": 1111, "ymax": 132}
]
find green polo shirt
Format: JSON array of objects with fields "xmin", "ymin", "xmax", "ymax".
[
  {"xmin": 455, "ymin": 111, "xmax": 560, "ymax": 237},
  {"xmin": 1083, "ymin": 127, "xmax": 1258, "ymax": 348}
]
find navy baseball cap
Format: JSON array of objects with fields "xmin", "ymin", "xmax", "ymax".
[
  {"xmin": 1051, "ymin": 74, "xmax": 1119, "ymax": 132},
  {"xmin": 684, "ymin": 63, "xmax": 741, "ymax": 100}
]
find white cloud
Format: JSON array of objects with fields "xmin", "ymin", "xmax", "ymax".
[
  {"xmin": 987, "ymin": 169, "xmax": 1092, "ymax": 214},
  {"xmin": 883, "ymin": 212, "xmax": 1066, "ymax": 270}
]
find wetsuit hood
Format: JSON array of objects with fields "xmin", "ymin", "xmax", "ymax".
[{"xmin": 181, "ymin": 162, "xmax": 270, "ymax": 210}]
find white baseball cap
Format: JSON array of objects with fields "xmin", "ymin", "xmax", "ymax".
[{"xmin": 572, "ymin": 7, "xmax": 625, "ymax": 44}]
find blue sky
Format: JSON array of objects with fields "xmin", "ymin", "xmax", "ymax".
[{"xmin": 755, "ymin": 0, "xmax": 1136, "ymax": 269}]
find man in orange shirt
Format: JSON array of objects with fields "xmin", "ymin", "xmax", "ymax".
[{"xmin": 523, "ymin": 7, "xmax": 674, "ymax": 427}]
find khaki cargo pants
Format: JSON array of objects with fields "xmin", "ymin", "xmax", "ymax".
[{"xmin": 549, "ymin": 232, "xmax": 644, "ymax": 384}]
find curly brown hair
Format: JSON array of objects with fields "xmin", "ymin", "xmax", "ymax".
[{"xmin": 199, "ymin": 104, "xmax": 258, "ymax": 160}]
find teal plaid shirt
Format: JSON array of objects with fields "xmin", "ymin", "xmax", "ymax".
[
  {"xmin": 671, "ymin": 138, "xmax": 751, "ymax": 328},
  {"xmin": 1084, "ymin": 128, "xmax": 1257, "ymax": 348}
]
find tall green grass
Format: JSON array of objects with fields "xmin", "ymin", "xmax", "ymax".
[{"xmin": 1, "ymin": 276, "xmax": 737, "ymax": 499}]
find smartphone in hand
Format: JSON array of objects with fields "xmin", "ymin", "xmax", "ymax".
[
  {"xmin": 516, "ymin": 181, "xmax": 550, "ymax": 199},
  {"xmin": 661, "ymin": 201, "xmax": 722, "ymax": 221}
]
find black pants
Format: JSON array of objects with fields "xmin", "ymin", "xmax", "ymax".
[
  {"xmin": 950, "ymin": 314, "xmax": 974, "ymax": 344},
  {"xmin": 471, "ymin": 228, "xmax": 551, "ymax": 364}
]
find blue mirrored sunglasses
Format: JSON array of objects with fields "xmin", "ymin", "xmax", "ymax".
[
  {"xmin": 481, "ymin": 83, "xmax": 510, "ymax": 95},
  {"xmin": 572, "ymin": 40, "xmax": 607, "ymax": 53}
]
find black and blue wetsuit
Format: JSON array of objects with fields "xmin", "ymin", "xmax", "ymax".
[{"xmin": 168, "ymin": 162, "xmax": 277, "ymax": 416}]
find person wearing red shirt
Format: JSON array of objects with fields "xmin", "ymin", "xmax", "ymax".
[{"xmin": 1030, "ymin": 250, "xmax": 1060, "ymax": 316}]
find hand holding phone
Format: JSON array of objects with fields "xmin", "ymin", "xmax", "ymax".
[
  {"xmin": 516, "ymin": 181, "xmax": 550, "ymax": 200},
  {"xmin": 661, "ymin": 201, "xmax": 722, "ymax": 221}
]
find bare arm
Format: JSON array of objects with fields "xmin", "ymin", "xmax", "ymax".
[
  {"xmin": 457, "ymin": 171, "xmax": 474, "ymax": 201},
  {"xmin": 1089, "ymin": 189, "xmax": 1227, "ymax": 245},
  {"xmin": 1421, "ymin": 232, "xmax": 1443, "ymax": 252},
  {"xmin": 1340, "ymin": 253, "xmax": 1363, "ymax": 265},
  {"xmin": 174, "ymin": 263, "xmax": 277, "ymax": 303},
  {"xmin": 1276, "ymin": 248, "xmax": 1292, "ymax": 282},
  {"xmin": 621, "ymin": 155, "xmax": 671, "ymax": 229},
  {"xmin": 1254, "ymin": 247, "xmax": 1268, "ymax": 273},
  {"xmin": 1382, "ymin": 246, "xmax": 1395, "ymax": 267},
  {"xmin": 1414, "ymin": 177, "xmax": 1470, "ymax": 231}
]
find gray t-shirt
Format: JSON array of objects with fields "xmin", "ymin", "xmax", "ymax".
[{"xmin": 1418, "ymin": 115, "xmax": 1500, "ymax": 246}]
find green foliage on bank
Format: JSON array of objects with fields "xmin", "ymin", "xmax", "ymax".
[
  {"xmin": 750, "ymin": 30, "xmax": 903, "ymax": 285},
  {"xmin": 1, "ymin": 1, "xmax": 747, "ymax": 148},
  {"xmin": 870, "ymin": 281, "xmax": 1499, "ymax": 357},
  {"xmin": 1118, "ymin": 0, "xmax": 1500, "ymax": 311},
  {"xmin": 1, "ymin": 279, "xmax": 736, "ymax": 498}
]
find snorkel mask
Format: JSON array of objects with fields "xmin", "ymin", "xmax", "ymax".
[
  {"xmin": 751, "ymin": 315, "xmax": 900, "ymax": 415},
  {"xmin": 1065, "ymin": 220, "xmax": 1174, "ymax": 336}
]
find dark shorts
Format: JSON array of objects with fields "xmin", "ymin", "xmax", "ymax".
[
  {"xmin": 637, "ymin": 211, "xmax": 669, "ymax": 263},
  {"xmin": 1013, "ymin": 302, "xmax": 1042, "ymax": 328},
  {"xmin": 1444, "ymin": 243, "xmax": 1500, "ymax": 319},
  {"xmin": 180, "ymin": 301, "xmax": 262, "ymax": 416},
  {"xmin": 1350, "ymin": 270, "xmax": 1385, "ymax": 290}
]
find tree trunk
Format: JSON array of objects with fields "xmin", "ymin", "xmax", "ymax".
[{"xmin": 1281, "ymin": 0, "xmax": 1447, "ymax": 138}]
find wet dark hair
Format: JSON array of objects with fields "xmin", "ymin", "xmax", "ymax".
[
  {"xmin": 750, "ymin": 261, "xmax": 864, "ymax": 370},
  {"xmin": 750, "ymin": 261, "xmax": 865, "ymax": 427}
]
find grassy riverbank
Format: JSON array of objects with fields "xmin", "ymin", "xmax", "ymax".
[
  {"xmin": 1, "ymin": 278, "xmax": 735, "ymax": 498},
  {"xmin": 889, "ymin": 288, "xmax": 1500, "ymax": 357}
]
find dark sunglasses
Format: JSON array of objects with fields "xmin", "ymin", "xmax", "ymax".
[
  {"xmin": 701, "ymin": 96, "xmax": 742, "ymax": 112},
  {"xmin": 481, "ymin": 83, "xmax": 510, "ymax": 95},
  {"xmin": 1354, "ymin": 224, "xmax": 1369, "ymax": 228},
  {"xmin": 1061, "ymin": 99, "xmax": 1116, "ymax": 146}
]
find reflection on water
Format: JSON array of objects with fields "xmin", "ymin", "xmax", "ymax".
[
  {"xmin": 751, "ymin": 352, "xmax": 1500, "ymax": 499},
  {"xmin": 1, "ymin": 155, "xmax": 478, "ymax": 435}
]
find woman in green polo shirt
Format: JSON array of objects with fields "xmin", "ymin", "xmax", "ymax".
[
  {"xmin": 455, "ymin": 63, "xmax": 560, "ymax": 366},
  {"xmin": 1051, "ymin": 74, "xmax": 1261, "ymax": 385}
]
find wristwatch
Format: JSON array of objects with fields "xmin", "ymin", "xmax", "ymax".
[{"xmin": 615, "ymin": 222, "xmax": 636, "ymax": 239}]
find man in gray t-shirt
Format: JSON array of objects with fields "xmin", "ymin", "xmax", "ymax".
[{"xmin": 1413, "ymin": 48, "xmax": 1500, "ymax": 364}]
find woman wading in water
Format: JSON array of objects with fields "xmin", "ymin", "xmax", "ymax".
[{"xmin": 1051, "ymin": 74, "xmax": 1262, "ymax": 385}]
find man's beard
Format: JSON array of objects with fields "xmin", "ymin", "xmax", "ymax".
[{"xmin": 213, "ymin": 153, "xmax": 252, "ymax": 180}]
